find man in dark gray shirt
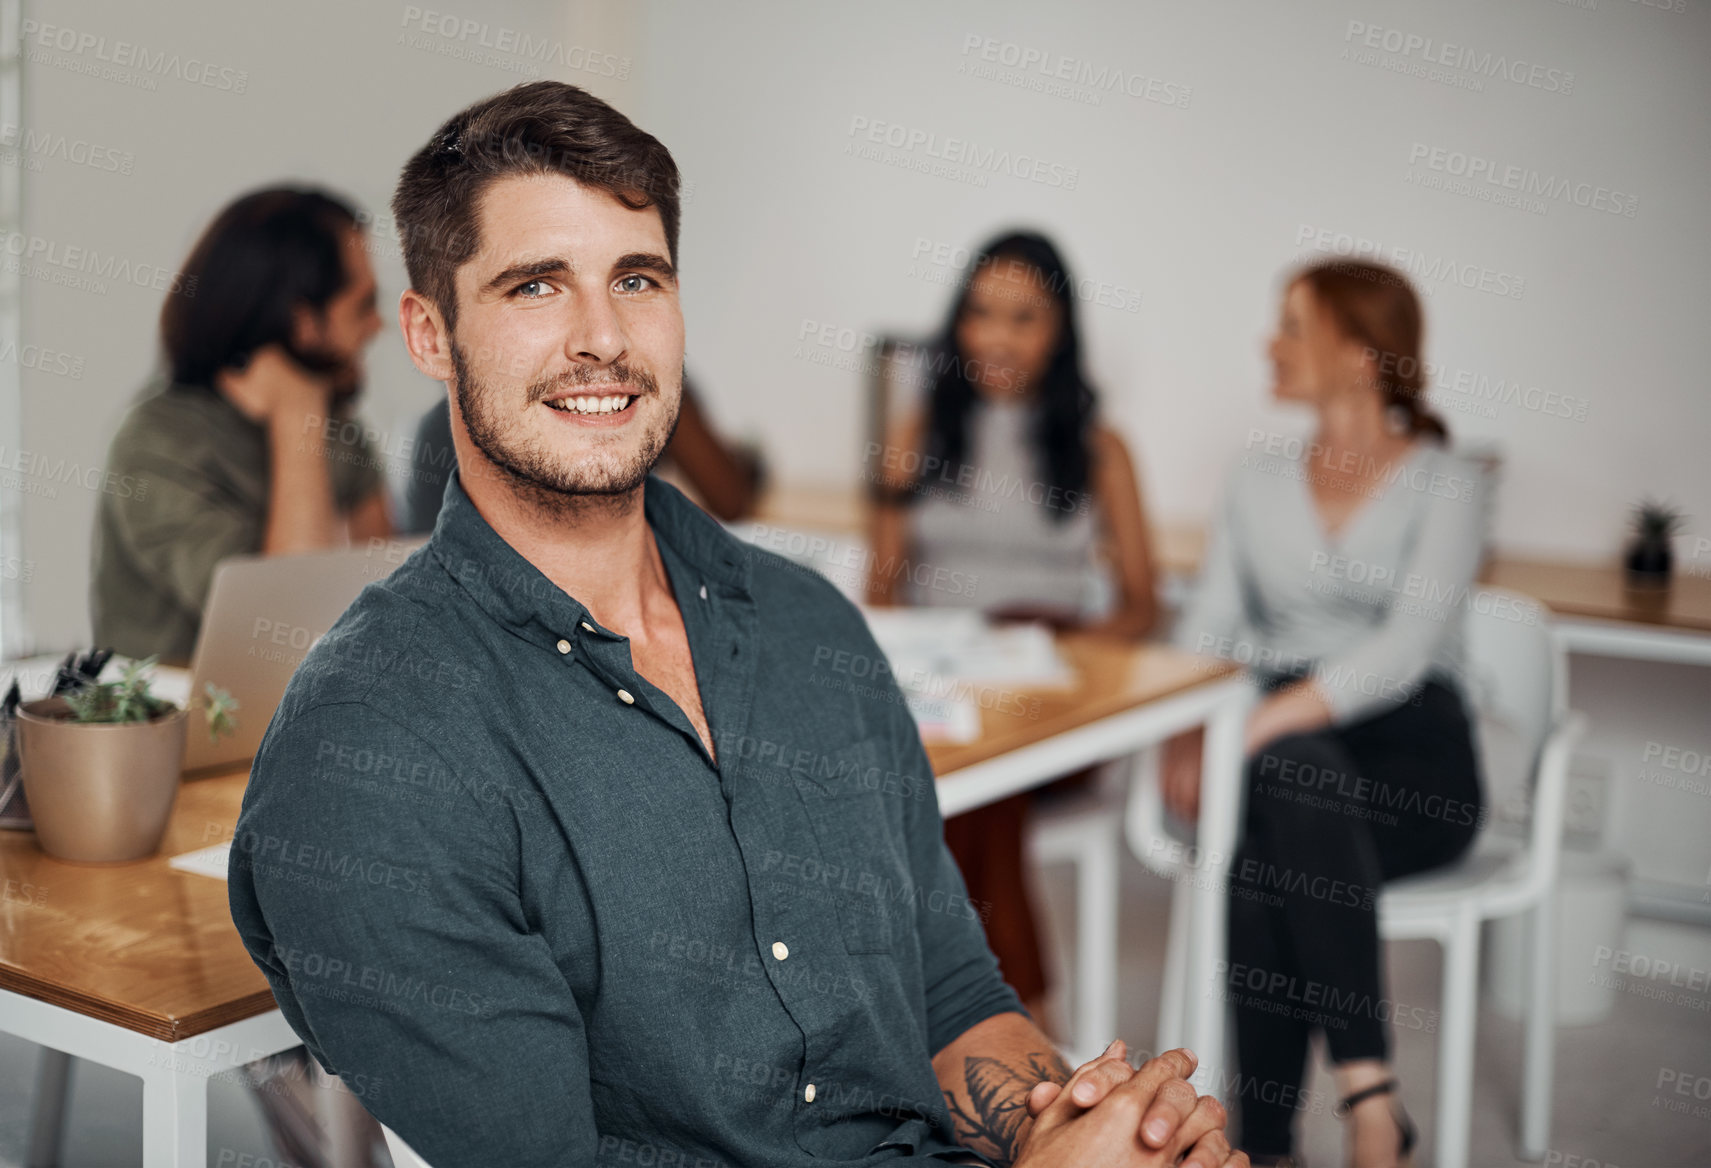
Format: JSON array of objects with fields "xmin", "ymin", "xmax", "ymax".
[{"xmin": 228, "ymin": 81, "xmax": 1243, "ymax": 1168}]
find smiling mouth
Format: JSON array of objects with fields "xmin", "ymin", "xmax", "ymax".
[{"xmin": 544, "ymin": 393, "xmax": 637, "ymax": 416}]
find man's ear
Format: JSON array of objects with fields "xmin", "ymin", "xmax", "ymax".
[
  {"xmin": 291, "ymin": 302, "xmax": 327, "ymax": 355},
  {"xmin": 400, "ymin": 289, "xmax": 455, "ymax": 381}
]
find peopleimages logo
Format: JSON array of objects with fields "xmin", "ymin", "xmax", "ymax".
[
  {"xmin": 1407, "ymin": 143, "xmax": 1639, "ymax": 218},
  {"xmin": 0, "ymin": 123, "xmax": 134, "ymax": 175},
  {"xmin": 1293, "ymin": 223, "xmax": 1527, "ymax": 302},
  {"xmin": 846, "ymin": 116, "xmax": 1079, "ymax": 190},
  {"xmin": 957, "ymin": 33, "xmax": 1192, "ymax": 109},
  {"xmin": 397, "ymin": 5, "xmax": 631, "ymax": 80},
  {"xmin": 1343, "ymin": 21, "xmax": 1575, "ymax": 95},
  {"xmin": 19, "ymin": 19, "xmax": 249, "ymax": 93},
  {"xmin": 0, "ymin": 230, "xmax": 196, "ymax": 296}
]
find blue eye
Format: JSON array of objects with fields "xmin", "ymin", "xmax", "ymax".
[
  {"xmin": 616, "ymin": 274, "xmax": 656, "ymax": 294},
  {"xmin": 515, "ymin": 279, "xmax": 553, "ymax": 298}
]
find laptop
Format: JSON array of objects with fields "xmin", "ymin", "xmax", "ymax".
[{"xmin": 181, "ymin": 536, "xmax": 427, "ymax": 776}]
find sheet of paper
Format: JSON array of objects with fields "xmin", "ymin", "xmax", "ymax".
[
  {"xmin": 855, "ymin": 608, "xmax": 1073, "ymax": 741},
  {"xmin": 904, "ymin": 693, "xmax": 983, "ymax": 744},
  {"xmin": 860, "ymin": 608, "xmax": 1073, "ymax": 690},
  {"xmin": 0, "ymin": 654, "xmax": 192, "ymax": 706},
  {"xmin": 169, "ymin": 841, "xmax": 231, "ymax": 881}
]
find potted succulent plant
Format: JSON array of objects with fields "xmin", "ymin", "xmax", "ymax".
[
  {"xmin": 15, "ymin": 657, "xmax": 237, "ymax": 863},
  {"xmin": 1625, "ymin": 499, "xmax": 1685, "ymax": 589}
]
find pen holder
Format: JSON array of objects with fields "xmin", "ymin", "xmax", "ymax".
[{"xmin": 16, "ymin": 697, "xmax": 187, "ymax": 863}]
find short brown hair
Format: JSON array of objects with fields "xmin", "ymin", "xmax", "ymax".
[
  {"xmin": 392, "ymin": 81, "xmax": 680, "ymax": 330},
  {"xmin": 1292, "ymin": 259, "xmax": 1448, "ymax": 442}
]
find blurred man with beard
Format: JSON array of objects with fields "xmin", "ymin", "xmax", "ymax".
[{"xmin": 91, "ymin": 187, "xmax": 393, "ymax": 664}]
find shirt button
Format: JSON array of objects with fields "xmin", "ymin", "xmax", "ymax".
[
  {"xmin": 555, "ymin": 639, "xmax": 571, "ymax": 654},
  {"xmin": 581, "ymin": 620, "xmax": 595, "ymax": 632},
  {"xmin": 617, "ymin": 689, "xmax": 635, "ymax": 705},
  {"xmin": 699, "ymin": 584, "xmax": 708, "ymax": 600},
  {"xmin": 771, "ymin": 941, "xmax": 789, "ymax": 961},
  {"xmin": 803, "ymin": 1083, "xmax": 816, "ymax": 1103}
]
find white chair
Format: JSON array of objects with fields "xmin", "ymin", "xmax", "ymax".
[
  {"xmin": 1377, "ymin": 589, "xmax": 1582, "ymax": 1168},
  {"xmin": 1124, "ymin": 743, "xmax": 1199, "ymax": 1056},
  {"xmin": 1027, "ymin": 760, "xmax": 1126, "ymax": 1063},
  {"xmin": 1130, "ymin": 589, "xmax": 1583, "ymax": 1168},
  {"xmin": 383, "ymin": 1123, "xmax": 434, "ymax": 1168}
]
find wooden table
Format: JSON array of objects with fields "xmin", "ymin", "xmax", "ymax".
[
  {"xmin": 0, "ymin": 768, "xmax": 303, "ymax": 1168},
  {"xmin": 752, "ymin": 480, "xmax": 1711, "ymax": 643},
  {"xmin": 921, "ymin": 635, "xmax": 1250, "ymax": 1079},
  {"xmin": 1, "ymin": 638, "xmax": 1250, "ymax": 1160},
  {"xmin": 1483, "ymin": 557, "xmax": 1711, "ymax": 667},
  {"xmin": 926, "ymin": 634, "xmax": 1242, "ymax": 813}
]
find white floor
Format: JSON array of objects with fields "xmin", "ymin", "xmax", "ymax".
[{"xmin": 2, "ymin": 847, "xmax": 1707, "ymax": 1167}]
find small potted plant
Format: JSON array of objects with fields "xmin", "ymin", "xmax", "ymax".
[
  {"xmin": 1625, "ymin": 499, "xmax": 1685, "ymax": 589},
  {"xmin": 15, "ymin": 657, "xmax": 237, "ymax": 863}
]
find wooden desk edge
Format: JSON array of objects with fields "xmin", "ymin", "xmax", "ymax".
[
  {"xmin": 925, "ymin": 646, "xmax": 1243, "ymax": 776},
  {"xmin": 0, "ymin": 967, "xmax": 280, "ymax": 1042}
]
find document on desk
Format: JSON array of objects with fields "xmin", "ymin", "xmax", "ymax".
[
  {"xmin": 0, "ymin": 654, "xmax": 192, "ymax": 704},
  {"xmin": 169, "ymin": 841, "xmax": 231, "ymax": 881},
  {"xmin": 859, "ymin": 609, "xmax": 1073, "ymax": 743}
]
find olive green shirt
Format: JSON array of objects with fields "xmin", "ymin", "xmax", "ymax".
[{"xmin": 90, "ymin": 381, "xmax": 385, "ymax": 664}]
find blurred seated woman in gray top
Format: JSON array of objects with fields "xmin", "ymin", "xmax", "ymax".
[
  {"xmin": 868, "ymin": 230, "xmax": 1159, "ymax": 1024},
  {"xmin": 1166, "ymin": 259, "xmax": 1487, "ymax": 1168}
]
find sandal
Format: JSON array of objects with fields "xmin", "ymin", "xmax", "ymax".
[{"xmin": 1335, "ymin": 1078, "xmax": 1417, "ymax": 1168}]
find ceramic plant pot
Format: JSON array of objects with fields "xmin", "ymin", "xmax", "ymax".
[{"xmin": 16, "ymin": 697, "xmax": 187, "ymax": 863}]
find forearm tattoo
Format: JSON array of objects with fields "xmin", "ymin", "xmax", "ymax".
[{"xmin": 943, "ymin": 1050, "xmax": 1073, "ymax": 1166}]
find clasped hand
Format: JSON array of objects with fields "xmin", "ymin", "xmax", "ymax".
[{"xmin": 1014, "ymin": 1043, "xmax": 1247, "ymax": 1168}]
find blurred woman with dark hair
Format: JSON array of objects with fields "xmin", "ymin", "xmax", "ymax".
[
  {"xmin": 91, "ymin": 186, "xmax": 390, "ymax": 663},
  {"xmin": 868, "ymin": 230, "xmax": 1159, "ymax": 1023},
  {"xmin": 1166, "ymin": 261, "xmax": 1487, "ymax": 1168}
]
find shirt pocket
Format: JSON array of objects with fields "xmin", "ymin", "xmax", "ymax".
[{"xmin": 790, "ymin": 736, "xmax": 915, "ymax": 955}]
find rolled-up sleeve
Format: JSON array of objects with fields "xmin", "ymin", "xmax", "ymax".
[
  {"xmin": 878, "ymin": 696, "xmax": 1024, "ymax": 1055},
  {"xmin": 229, "ymin": 701, "xmax": 597, "ymax": 1167}
]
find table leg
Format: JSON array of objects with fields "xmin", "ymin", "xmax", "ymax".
[
  {"xmin": 141, "ymin": 1057, "xmax": 208, "ymax": 1168},
  {"xmin": 1185, "ymin": 691, "xmax": 1248, "ymax": 1101},
  {"xmin": 26, "ymin": 1047, "xmax": 71, "ymax": 1168}
]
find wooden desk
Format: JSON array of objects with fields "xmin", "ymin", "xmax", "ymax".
[
  {"xmin": 0, "ymin": 635, "xmax": 1248, "ymax": 1150},
  {"xmin": 753, "ymin": 480, "xmax": 1710, "ymax": 643},
  {"xmin": 1483, "ymin": 558, "xmax": 1711, "ymax": 632},
  {"xmin": 1483, "ymin": 557, "xmax": 1711, "ymax": 668},
  {"xmin": 0, "ymin": 770, "xmax": 268, "ymax": 1041},
  {"xmin": 926, "ymin": 634, "xmax": 1240, "ymax": 806},
  {"xmin": 921, "ymin": 634, "xmax": 1250, "ymax": 1078},
  {"xmin": 0, "ymin": 767, "xmax": 302, "ymax": 1168}
]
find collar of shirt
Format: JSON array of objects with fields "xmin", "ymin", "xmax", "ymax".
[
  {"xmin": 424, "ymin": 470, "xmax": 759, "ymax": 768},
  {"xmin": 426, "ymin": 468, "xmax": 753, "ymax": 642}
]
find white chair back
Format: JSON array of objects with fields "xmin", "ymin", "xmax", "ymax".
[
  {"xmin": 383, "ymin": 1124, "xmax": 433, "ymax": 1168},
  {"xmin": 1454, "ymin": 588, "xmax": 1571, "ymax": 893},
  {"xmin": 1458, "ymin": 587, "xmax": 1562, "ymax": 779}
]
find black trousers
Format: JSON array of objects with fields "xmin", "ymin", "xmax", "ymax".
[{"xmin": 1226, "ymin": 680, "xmax": 1483, "ymax": 1157}]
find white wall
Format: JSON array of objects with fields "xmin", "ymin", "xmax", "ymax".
[
  {"xmin": 5, "ymin": 1, "xmax": 1707, "ymax": 893},
  {"xmin": 11, "ymin": 0, "xmax": 638, "ymax": 654},
  {"xmin": 13, "ymin": 0, "xmax": 1711, "ymax": 648},
  {"xmin": 620, "ymin": 0, "xmax": 1710, "ymax": 902},
  {"xmin": 629, "ymin": 0, "xmax": 1710, "ymax": 558}
]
